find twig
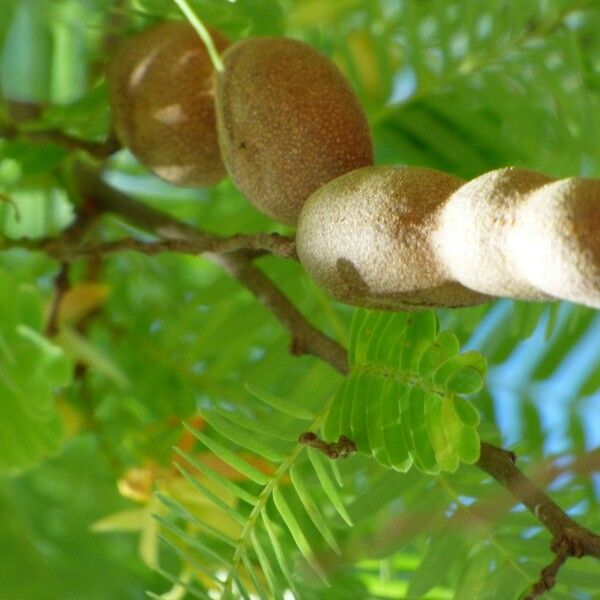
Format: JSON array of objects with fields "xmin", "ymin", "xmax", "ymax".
[
  {"xmin": 477, "ymin": 442, "xmax": 600, "ymax": 596},
  {"xmin": 524, "ymin": 539, "xmax": 571, "ymax": 600},
  {"xmin": 299, "ymin": 432, "xmax": 356, "ymax": 459},
  {"xmin": 0, "ymin": 122, "xmax": 119, "ymax": 159},
  {"xmin": 6, "ymin": 234, "xmax": 297, "ymax": 263},
  {"xmin": 86, "ymin": 233, "xmax": 296, "ymax": 258},
  {"xmin": 476, "ymin": 443, "xmax": 600, "ymax": 559},
  {"xmin": 213, "ymin": 253, "xmax": 348, "ymax": 374}
]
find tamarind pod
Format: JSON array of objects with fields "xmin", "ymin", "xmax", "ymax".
[
  {"xmin": 215, "ymin": 37, "xmax": 374, "ymax": 225},
  {"xmin": 296, "ymin": 166, "xmax": 491, "ymax": 310},
  {"xmin": 511, "ymin": 177, "xmax": 600, "ymax": 307},
  {"xmin": 298, "ymin": 164, "xmax": 600, "ymax": 311},
  {"xmin": 435, "ymin": 167, "xmax": 557, "ymax": 301},
  {"xmin": 437, "ymin": 167, "xmax": 600, "ymax": 308},
  {"xmin": 106, "ymin": 22, "xmax": 229, "ymax": 186}
]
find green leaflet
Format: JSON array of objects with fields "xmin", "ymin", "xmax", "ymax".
[
  {"xmin": 173, "ymin": 463, "xmax": 247, "ymax": 527},
  {"xmin": 153, "ymin": 514, "xmax": 230, "ymax": 568},
  {"xmin": 249, "ymin": 531, "xmax": 281, "ymax": 598},
  {"xmin": 290, "ymin": 465, "xmax": 340, "ymax": 554},
  {"xmin": 172, "ymin": 447, "xmax": 258, "ymax": 506},
  {"xmin": 261, "ymin": 509, "xmax": 300, "ymax": 598},
  {"xmin": 307, "ymin": 448, "xmax": 353, "ymax": 527},
  {"xmin": 241, "ymin": 554, "xmax": 269, "ymax": 600},
  {"xmin": 150, "ymin": 567, "xmax": 211, "ymax": 600},
  {"xmin": 380, "ymin": 378, "xmax": 411, "ymax": 471},
  {"xmin": 246, "ymin": 384, "xmax": 315, "ymax": 421},
  {"xmin": 272, "ymin": 487, "xmax": 328, "ymax": 584},
  {"xmin": 156, "ymin": 533, "xmax": 224, "ymax": 588},
  {"xmin": 323, "ymin": 309, "xmax": 485, "ymax": 473},
  {"xmin": 196, "ymin": 405, "xmax": 287, "ymax": 462},
  {"xmin": 185, "ymin": 425, "xmax": 271, "ymax": 486},
  {"xmin": 155, "ymin": 493, "xmax": 237, "ymax": 548}
]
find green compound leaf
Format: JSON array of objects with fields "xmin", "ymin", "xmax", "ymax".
[
  {"xmin": 0, "ymin": 269, "xmax": 73, "ymax": 472},
  {"xmin": 323, "ymin": 309, "xmax": 485, "ymax": 474},
  {"xmin": 157, "ymin": 381, "xmax": 352, "ymax": 599}
]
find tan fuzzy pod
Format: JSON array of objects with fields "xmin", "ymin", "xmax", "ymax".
[
  {"xmin": 296, "ymin": 166, "xmax": 491, "ymax": 310},
  {"xmin": 435, "ymin": 167, "xmax": 556, "ymax": 300},
  {"xmin": 106, "ymin": 21, "xmax": 229, "ymax": 186},
  {"xmin": 512, "ymin": 177, "xmax": 600, "ymax": 308},
  {"xmin": 215, "ymin": 37, "xmax": 374, "ymax": 225}
]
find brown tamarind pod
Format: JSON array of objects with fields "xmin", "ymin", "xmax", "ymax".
[
  {"xmin": 435, "ymin": 167, "xmax": 557, "ymax": 301},
  {"xmin": 215, "ymin": 37, "xmax": 374, "ymax": 226},
  {"xmin": 298, "ymin": 164, "xmax": 600, "ymax": 311},
  {"xmin": 437, "ymin": 168, "xmax": 600, "ymax": 307},
  {"xmin": 504, "ymin": 175, "xmax": 600, "ymax": 306},
  {"xmin": 106, "ymin": 21, "xmax": 229, "ymax": 186},
  {"xmin": 295, "ymin": 166, "xmax": 491, "ymax": 310}
]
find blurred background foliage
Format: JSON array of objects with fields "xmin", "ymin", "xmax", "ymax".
[{"xmin": 1, "ymin": 0, "xmax": 600, "ymax": 598}]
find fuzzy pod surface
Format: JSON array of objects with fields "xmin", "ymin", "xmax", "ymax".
[
  {"xmin": 106, "ymin": 21, "xmax": 229, "ymax": 186},
  {"xmin": 435, "ymin": 167, "xmax": 557, "ymax": 301},
  {"xmin": 507, "ymin": 175, "xmax": 600, "ymax": 306},
  {"xmin": 215, "ymin": 37, "xmax": 374, "ymax": 226},
  {"xmin": 296, "ymin": 166, "xmax": 491, "ymax": 311},
  {"xmin": 436, "ymin": 167, "xmax": 600, "ymax": 307}
]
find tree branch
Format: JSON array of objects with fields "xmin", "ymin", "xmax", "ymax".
[
  {"xmin": 5, "ymin": 233, "xmax": 297, "ymax": 262},
  {"xmin": 212, "ymin": 252, "xmax": 348, "ymax": 374},
  {"xmin": 477, "ymin": 442, "xmax": 600, "ymax": 597},
  {"xmin": 524, "ymin": 540, "xmax": 572, "ymax": 599},
  {"xmin": 477, "ymin": 443, "xmax": 600, "ymax": 558},
  {"xmin": 75, "ymin": 166, "xmax": 346, "ymax": 373},
  {"xmin": 0, "ymin": 121, "xmax": 119, "ymax": 159}
]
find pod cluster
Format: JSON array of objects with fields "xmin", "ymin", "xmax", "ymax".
[
  {"xmin": 107, "ymin": 21, "xmax": 600, "ymax": 310},
  {"xmin": 106, "ymin": 21, "xmax": 373, "ymax": 223}
]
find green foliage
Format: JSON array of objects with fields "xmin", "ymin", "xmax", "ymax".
[
  {"xmin": 0, "ymin": 267, "xmax": 72, "ymax": 472},
  {"xmin": 1, "ymin": 0, "xmax": 600, "ymax": 599},
  {"xmin": 324, "ymin": 310, "xmax": 484, "ymax": 473},
  {"xmin": 153, "ymin": 385, "xmax": 353, "ymax": 598}
]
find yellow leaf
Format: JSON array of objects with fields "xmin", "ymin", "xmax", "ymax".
[{"xmin": 57, "ymin": 282, "xmax": 111, "ymax": 326}]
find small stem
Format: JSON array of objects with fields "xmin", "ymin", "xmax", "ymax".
[
  {"xmin": 299, "ymin": 432, "xmax": 356, "ymax": 459},
  {"xmin": 0, "ymin": 121, "xmax": 118, "ymax": 158},
  {"xmin": 12, "ymin": 234, "xmax": 297, "ymax": 262},
  {"xmin": 171, "ymin": 0, "xmax": 225, "ymax": 72}
]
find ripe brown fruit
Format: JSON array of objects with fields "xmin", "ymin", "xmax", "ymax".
[
  {"xmin": 106, "ymin": 21, "xmax": 229, "ymax": 186},
  {"xmin": 215, "ymin": 37, "xmax": 374, "ymax": 225},
  {"xmin": 296, "ymin": 166, "xmax": 491, "ymax": 310}
]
